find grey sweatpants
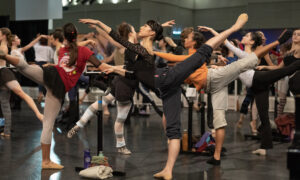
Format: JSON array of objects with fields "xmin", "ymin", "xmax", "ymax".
[
  {"xmin": 16, "ymin": 57, "xmax": 62, "ymax": 144},
  {"xmin": 206, "ymin": 53, "xmax": 258, "ymax": 129}
]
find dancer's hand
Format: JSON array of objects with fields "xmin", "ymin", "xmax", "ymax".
[
  {"xmin": 79, "ymin": 18, "xmax": 100, "ymax": 25},
  {"xmin": 218, "ymin": 55, "xmax": 229, "ymax": 64},
  {"xmin": 39, "ymin": 35, "xmax": 48, "ymax": 39},
  {"xmin": 162, "ymin": 20, "xmax": 175, "ymax": 27},
  {"xmin": 256, "ymin": 66, "xmax": 266, "ymax": 70},
  {"xmin": 102, "ymin": 67, "xmax": 115, "ymax": 74},
  {"xmin": 198, "ymin": 26, "xmax": 219, "ymax": 36}
]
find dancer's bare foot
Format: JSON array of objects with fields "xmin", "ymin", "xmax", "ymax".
[
  {"xmin": 153, "ymin": 169, "xmax": 172, "ymax": 180},
  {"xmin": 231, "ymin": 13, "xmax": 248, "ymax": 32},
  {"xmin": 42, "ymin": 160, "xmax": 64, "ymax": 169},
  {"xmin": 235, "ymin": 120, "xmax": 243, "ymax": 129},
  {"xmin": 250, "ymin": 120, "xmax": 258, "ymax": 135}
]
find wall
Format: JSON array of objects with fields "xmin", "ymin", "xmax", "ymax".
[{"xmin": 53, "ymin": 1, "xmax": 140, "ymax": 33}]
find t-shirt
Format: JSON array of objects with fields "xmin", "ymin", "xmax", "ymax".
[
  {"xmin": 33, "ymin": 43, "xmax": 54, "ymax": 63},
  {"xmin": 283, "ymin": 55, "xmax": 300, "ymax": 66},
  {"xmin": 55, "ymin": 46, "xmax": 93, "ymax": 92},
  {"xmin": 10, "ymin": 48, "xmax": 25, "ymax": 68}
]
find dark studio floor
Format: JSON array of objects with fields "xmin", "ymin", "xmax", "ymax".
[{"xmin": 0, "ymin": 102, "xmax": 291, "ymax": 180}]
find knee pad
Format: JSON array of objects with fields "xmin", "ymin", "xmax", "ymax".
[
  {"xmin": 103, "ymin": 93, "xmax": 115, "ymax": 106},
  {"xmin": 116, "ymin": 101, "xmax": 132, "ymax": 122},
  {"xmin": 77, "ymin": 105, "xmax": 97, "ymax": 127}
]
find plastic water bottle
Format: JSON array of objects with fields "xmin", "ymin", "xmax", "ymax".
[
  {"xmin": 84, "ymin": 149, "xmax": 91, "ymax": 169},
  {"xmin": 0, "ymin": 118, "xmax": 5, "ymax": 127}
]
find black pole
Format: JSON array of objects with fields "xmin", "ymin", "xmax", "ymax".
[
  {"xmin": 97, "ymin": 95, "xmax": 103, "ymax": 153},
  {"xmin": 188, "ymin": 99, "xmax": 193, "ymax": 151},
  {"xmin": 287, "ymin": 97, "xmax": 300, "ymax": 180},
  {"xmin": 200, "ymin": 102, "xmax": 206, "ymax": 136}
]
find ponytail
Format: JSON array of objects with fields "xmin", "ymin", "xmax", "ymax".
[{"xmin": 63, "ymin": 23, "xmax": 78, "ymax": 67}]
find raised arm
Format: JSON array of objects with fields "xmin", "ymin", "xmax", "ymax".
[
  {"xmin": 77, "ymin": 39, "xmax": 96, "ymax": 47},
  {"xmin": 256, "ymin": 61, "xmax": 284, "ymax": 70},
  {"xmin": 21, "ymin": 35, "xmax": 48, "ymax": 53},
  {"xmin": 90, "ymin": 24, "xmax": 124, "ymax": 50},
  {"xmin": 79, "ymin": 19, "xmax": 149, "ymax": 57},
  {"xmin": 154, "ymin": 51, "xmax": 191, "ymax": 62},
  {"xmin": 198, "ymin": 25, "xmax": 247, "ymax": 58},
  {"xmin": 224, "ymin": 40, "xmax": 248, "ymax": 58}
]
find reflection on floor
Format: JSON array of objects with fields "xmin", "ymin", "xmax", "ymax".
[{"xmin": 0, "ymin": 102, "xmax": 290, "ymax": 180}]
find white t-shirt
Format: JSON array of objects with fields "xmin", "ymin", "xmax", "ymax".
[
  {"xmin": 53, "ymin": 49, "xmax": 59, "ymax": 65},
  {"xmin": 225, "ymin": 41, "xmax": 255, "ymax": 87},
  {"xmin": 33, "ymin": 43, "xmax": 54, "ymax": 63}
]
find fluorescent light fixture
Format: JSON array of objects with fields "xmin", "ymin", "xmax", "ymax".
[
  {"xmin": 97, "ymin": 0, "xmax": 103, "ymax": 4},
  {"xmin": 112, "ymin": 0, "xmax": 119, "ymax": 4},
  {"xmin": 62, "ymin": 0, "xmax": 69, "ymax": 7}
]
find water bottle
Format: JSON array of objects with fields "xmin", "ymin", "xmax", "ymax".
[
  {"xmin": 84, "ymin": 149, "xmax": 91, "ymax": 169},
  {"xmin": 182, "ymin": 129, "xmax": 188, "ymax": 151},
  {"xmin": 0, "ymin": 118, "xmax": 5, "ymax": 127}
]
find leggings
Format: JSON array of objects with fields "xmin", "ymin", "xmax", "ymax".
[
  {"xmin": 16, "ymin": 58, "xmax": 62, "ymax": 144},
  {"xmin": 155, "ymin": 44, "xmax": 212, "ymax": 139},
  {"xmin": 240, "ymin": 88, "xmax": 254, "ymax": 115},
  {"xmin": 138, "ymin": 82, "xmax": 163, "ymax": 117},
  {"xmin": 252, "ymin": 61, "xmax": 300, "ymax": 149},
  {"xmin": 0, "ymin": 88, "xmax": 11, "ymax": 134}
]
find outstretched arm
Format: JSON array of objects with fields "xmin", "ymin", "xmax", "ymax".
[
  {"xmin": 79, "ymin": 18, "xmax": 149, "ymax": 57},
  {"xmin": 198, "ymin": 26, "xmax": 247, "ymax": 58},
  {"xmin": 77, "ymin": 39, "xmax": 96, "ymax": 47},
  {"xmin": 89, "ymin": 24, "xmax": 124, "ymax": 50},
  {"xmin": 154, "ymin": 51, "xmax": 192, "ymax": 62},
  {"xmin": 21, "ymin": 35, "xmax": 48, "ymax": 53}
]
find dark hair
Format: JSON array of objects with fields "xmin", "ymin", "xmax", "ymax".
[
  {"xmin": 7, "ymin": 34, "xmax": 16, "ymax": 48},
  {"xmin": 52, "ymin": 28, "xmax": 64, "ymax": 43},
  {"xmin": 63, "ymin": 23, "xmax": 78, "ymax": 67},
  {"xmin": 0, "ymin": 27, "xmax": 12, "ymax": 42},
  {"xmin": 280, "ymin": 43, "xmax": 292, "ymax": 52},
  {"xmin": 180, "ymin": 27, "xmax": 194, "ymax": 45},
  {"xmin": 221, "ymin": 39, "xmax": 239, "ymax": 57},
  {"xmin": 39, "ymin": 37, "xmax": 48, "ymax": 46},
  {"xmin": 193, "ymin": 31, "xmax": 206, "ymax": 49},
  {"xmin": 250, "ymin": 31, "xmax": 262, "ymax": 50},
  {"xmin": 118, "ymin": 22, "xmax": 132, "ymax": 41},
  {"xmin": 146, "ymin": 20, "xmax": 163, "ymax": 41}
]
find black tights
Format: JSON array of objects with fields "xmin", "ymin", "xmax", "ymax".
[{"xmin": 252, "ymin": 61, "xmax": 300, "ymax": 149}]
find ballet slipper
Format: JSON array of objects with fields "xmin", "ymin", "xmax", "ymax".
[
  {"xmin": 249, "ymin": 121, "xmax": 258, "ymax": 136},
  {"xmin": 252, "ymin": 149, "xmax": 266, "ymax": 156},
  {"xmin": 235, "ymin": 120, "xmax": 243, "ymax": 129},
  {"xmin": 42, "ymin": 161, "xmax": 64, "ymax": 170},
  {"xmin": 41, "ymin": 143, "xmax": 64, "ymax": 170},
  {"xmin": 231, "ymin": 13, "xmax": 248, "ymax": 32},
  {"xmin": 0, "ymin": 132, "xmax": 11, "ymax": 137},
  {"xmin": 153, "ymin": 170, "xmax": 172, "ymax": 180},
  {"xmin": 67, "ymin": 125, "xmax": 80, "ymax": 138}
]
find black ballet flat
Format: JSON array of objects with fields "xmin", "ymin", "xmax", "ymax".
[{"xmin": 206, "ymin": 157, "xmax": 221, "ymax": 166}]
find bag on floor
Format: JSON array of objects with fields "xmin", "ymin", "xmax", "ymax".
[
  {"xmin": 275, "ymin": 113, "xmax": 295, "ymax": 137},
  {"xmin": 79, "ymin": 165, "xmax": 113, "ymax": 179},
  {"xmin": 195, "ymin": 132, "xmax": 215, "ymax": 152}
]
